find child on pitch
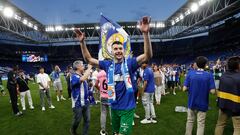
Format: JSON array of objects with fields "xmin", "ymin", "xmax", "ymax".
[
  {"xmin": 95, "ymin": 69, "xmax": 112, "ymax": 135},
  {"xmin": 50, "ymin": 65, "xmax": 66, "ymax": 101},
  {"xmin": 75, "ymin": 16, "xmax": 153, "ymax": 135}
]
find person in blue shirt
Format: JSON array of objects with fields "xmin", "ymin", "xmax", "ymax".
[
  {"xmin": 140, "ymin": 62, "xmax": 157, "ymax": 124},
  {"xmin": 70, "ymin": 60, "xmax": 92, "ymax": 135},
  {"xmin": 75, "ymin": 16, "xmax": 153, "ymax": 135},
  {"xmin": 50, "ymin": 65, "xmax": 66, "ymax": 101},
  {"xmin": 183, "ymin": 56, "xmax": 216, "ymax": 135}
]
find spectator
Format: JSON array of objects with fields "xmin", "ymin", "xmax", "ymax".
[
  {"xmin": 183, "ymin": 56, "xmax": 216, "ymax": 135},
  {"xmin": 215, "ymin": 56, "xmax": 240, "ymax": 135}
]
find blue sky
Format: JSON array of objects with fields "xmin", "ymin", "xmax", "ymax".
[{"xmin": 11, "ymin": 0, "xmax": 186, "ymax": 25}]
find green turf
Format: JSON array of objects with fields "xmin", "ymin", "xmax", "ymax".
[{"xmin": 0, "ymin": 78, "xmax": 234, "ymax": 135}]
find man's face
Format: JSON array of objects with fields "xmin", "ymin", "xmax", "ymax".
[
  {"xmin": 193, "ymin": 63, "xmax": 198, "ymax": 69},
  {"xmin": 142, "ymin": 63, "xmax": 147, "ymax": 69},
  {"xmin": 55, "ymin": 65, "xmax": 59, "ymax": 71},
  {"xmin": 40, "ymin": 68, "xmax": 44, "ymax": 73},
  {"xmin": 153, "ymin": 65, "xmax": 158, "ymax": 71},
  {"xmin": 76, "ymin": 63, "xmax": 84, "ymax": 73},
  {"xmin": 19, "ymin": 72, "xmax": 24, "ymax": 76},
  {"xmin": 112, "ymin": 44, "xmax": 124, "ymax": 61}
]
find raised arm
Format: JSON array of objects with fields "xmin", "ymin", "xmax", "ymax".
[
  {"xmin": 80, "ymin": 64, "xmax": 92, "ymax": 82},
  {"xmin": 136, "ymin": 16, "xmax": 153, "ymax": 65},
  {"xmin": 74, "ymin": 29, "xmax": 99, "ymax": 67}
]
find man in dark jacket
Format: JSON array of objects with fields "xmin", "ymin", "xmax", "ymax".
[
  {"xmin": 215, "ymin": 56, "xmax": 240, "ymax": 135},
  {"xmin": 7, "ymin": 65, "xmax": 22, "ymax": 116}
]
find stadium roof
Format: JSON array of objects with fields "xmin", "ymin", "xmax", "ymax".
[{"xmin": 0, "ymin": 0, "xmax": 240, "ymax": 45}]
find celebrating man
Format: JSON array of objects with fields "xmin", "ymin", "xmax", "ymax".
[{"xmin": 75, "ymin": 16, "xmax": 153, "ymax": 135}]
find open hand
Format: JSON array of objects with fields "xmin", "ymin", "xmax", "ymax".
[{"xmin": 74, "ymin": 28, "xmax": 86, "ymax": 42}]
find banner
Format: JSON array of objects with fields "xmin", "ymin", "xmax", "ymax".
[{"xmin": 99, "ymin": 14, "xmax": 131, "ymax": 60}]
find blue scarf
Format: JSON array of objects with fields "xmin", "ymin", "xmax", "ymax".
[{"xmin": 107, "ymin": 58, "xmax": 133, "ymax": 103}]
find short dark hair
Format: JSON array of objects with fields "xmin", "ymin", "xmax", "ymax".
[
  {"xmin": 195, "ymin": 56, "xmax": 208, "ymax": 69},
  {"xmin": 142, "ymin": 61, "xmax": 149, "ymax": 65},
  {"xmin": 39, "ymin": 67, "xmax": 44, "ymax": 70},
  {"xmin": 13, "ymin": 65, "xmax": 19, "ymax": 71},
  {"xmin": 227, "ymin": 56, "xmax": 240, "ymax": 71},
  {"xmin": 112, "ymin": 41, "xmax": 123, "ymax": 46}
]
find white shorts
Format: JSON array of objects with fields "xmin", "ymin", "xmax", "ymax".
[{"xmin": 53, "ymin": 81, "xmax": 63, "ymax": 91}]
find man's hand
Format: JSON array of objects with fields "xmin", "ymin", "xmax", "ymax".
[
  {"xmin": 87, "ymin": 64, "xmax": 92, "ymax": 69},
  {"xmin": 139, "ymin": 16, "xmax": 151, "ymax": 34},
  {"xmin": 74, "ymin": 29, "xmax": 85, "ymax": 42},
  {"xmin": 182, "ymin": 86, "xmax": 188, "ymax": 92}
]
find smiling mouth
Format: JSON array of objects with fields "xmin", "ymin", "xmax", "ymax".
[{"xmin": 115, "ymin": 53, "xmax": 122, "ymax": 56}]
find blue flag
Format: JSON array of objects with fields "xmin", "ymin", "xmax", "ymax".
[{"xmin": 99, "ymin": 14, "xmax": 131, "ymax": 60}]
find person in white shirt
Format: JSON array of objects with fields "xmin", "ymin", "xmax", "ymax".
[
  {"xmin": 36, "ymin": 67, "xmax": 55, "ymax": 111},
  {"xmin": 153, "ymin": 65, "xmax": 165, "ymax": 105}
]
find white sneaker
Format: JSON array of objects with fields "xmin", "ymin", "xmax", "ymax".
[
  {"xmin": 140, "ymin": 118, "xmax": 151, "ymax": 124},
  {"xmin": 49, "ymin": 105, "xmax": 55, "ymax": 109},
  {"xmin": 173, "ymin": 92, "xmax": 176, "ymax": 95},
  {"xmin": 42, "ymin": 107, "xmax": 46, "ymax": 111},
  {"xmin": 61, "ymin": 96, "xmax": 66, "ymax": 101},
  {"xmin": 134, "ymin": 113, "xmax": 140, "ymax": 119},
  {"xmin": 30, "ymin": 106, "xmax": 34, "ymax": 110},
  {"xmin": 22, "ymin": 107, "xmax": 26, "ymax": 111},
  {"xmin": 15, "ymin": 111, "xmax": 23, "ymax": 116},
  {"xmin": 57, "ymin": 96, "xmax": 60, "ymax": 101},
  {"xmin": 151, "ymin": 118, "xmax": 157, "ymax": 124},
  {"xmin": 100, "ymin": 130, "xmax": 108, "ymax": 135},
  {"xmin": 132, "ymin": 121, "xmax": 135, "ymax": 126}
]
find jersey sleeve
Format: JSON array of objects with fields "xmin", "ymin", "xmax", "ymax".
[
  {"xmin": 99, "ymin": 60, "xmax": 111, "ymax": 72},
  {"xmin": 184, "ymin": 72, "xmax": 191, "ymax": 87},
  {"xmin": 71, "ymin": 74, "xmax": 80, "ymax": 88},
  {"xmin": 208, "ymin": 73, "xmax": 216, "ymax": 90},
  {"xmin": 129, "ymin": 57, "xmax": 140, "ymax": 72},
  {"xmin": 143, "ymin": 69, "xmax": 149, "ymax": 81}
]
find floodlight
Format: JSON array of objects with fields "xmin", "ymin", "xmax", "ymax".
[
  {"xmin": 136, "ymin": 24, "xmax": 140, "ymax": 29},
  {"xmin": 28, "ymin": 22, "xmax": 33, "ymax": 28},
  {"xmin": 3, "ymin": 7, "xmax": 14, "ymax": 18},
  {"xmin": 190, "ymin": 3, "xmax": 199, "ymax": 12},
  {"xmin": 95, "ymin": 26, "xmax": 100, "ymax": 30},
  {"xmin": 46, "ymin": 26, "xmax": 55, "ymax": 32},
  {"xmin": 185, "ymin": 9, "xmax": 191, "ymax": 16},
  {"xmin": 14, "ymin": 14, "xmax": 21, "ymax": 21},
  {"xmin": 33, "ymin": 25, "xmax": 38, "ymax": 30},
  {"xmin": 22, "ymin": 19, "xmax": 28, "ymax": 25},
  {"xmin": 179, "ymin": 14, "xmax": 184, "ymax": 20},
  {"xmin": 199, "ymin": 0, "xmax": 207, "ymax": 6},
  {"xmin": 175, "ymin": 17, "xmax": 180, "ymax": 23},
  {"xmin": 156, "ymin": 22, "xmax": 165, "ymax": 28},
  {"xmin": 55, "ymin": 26, "xmax": 63, "ymax": 31},
  {"xmin": 150, "ymin": 22, "xmax": 156, "ymax": 28}
]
